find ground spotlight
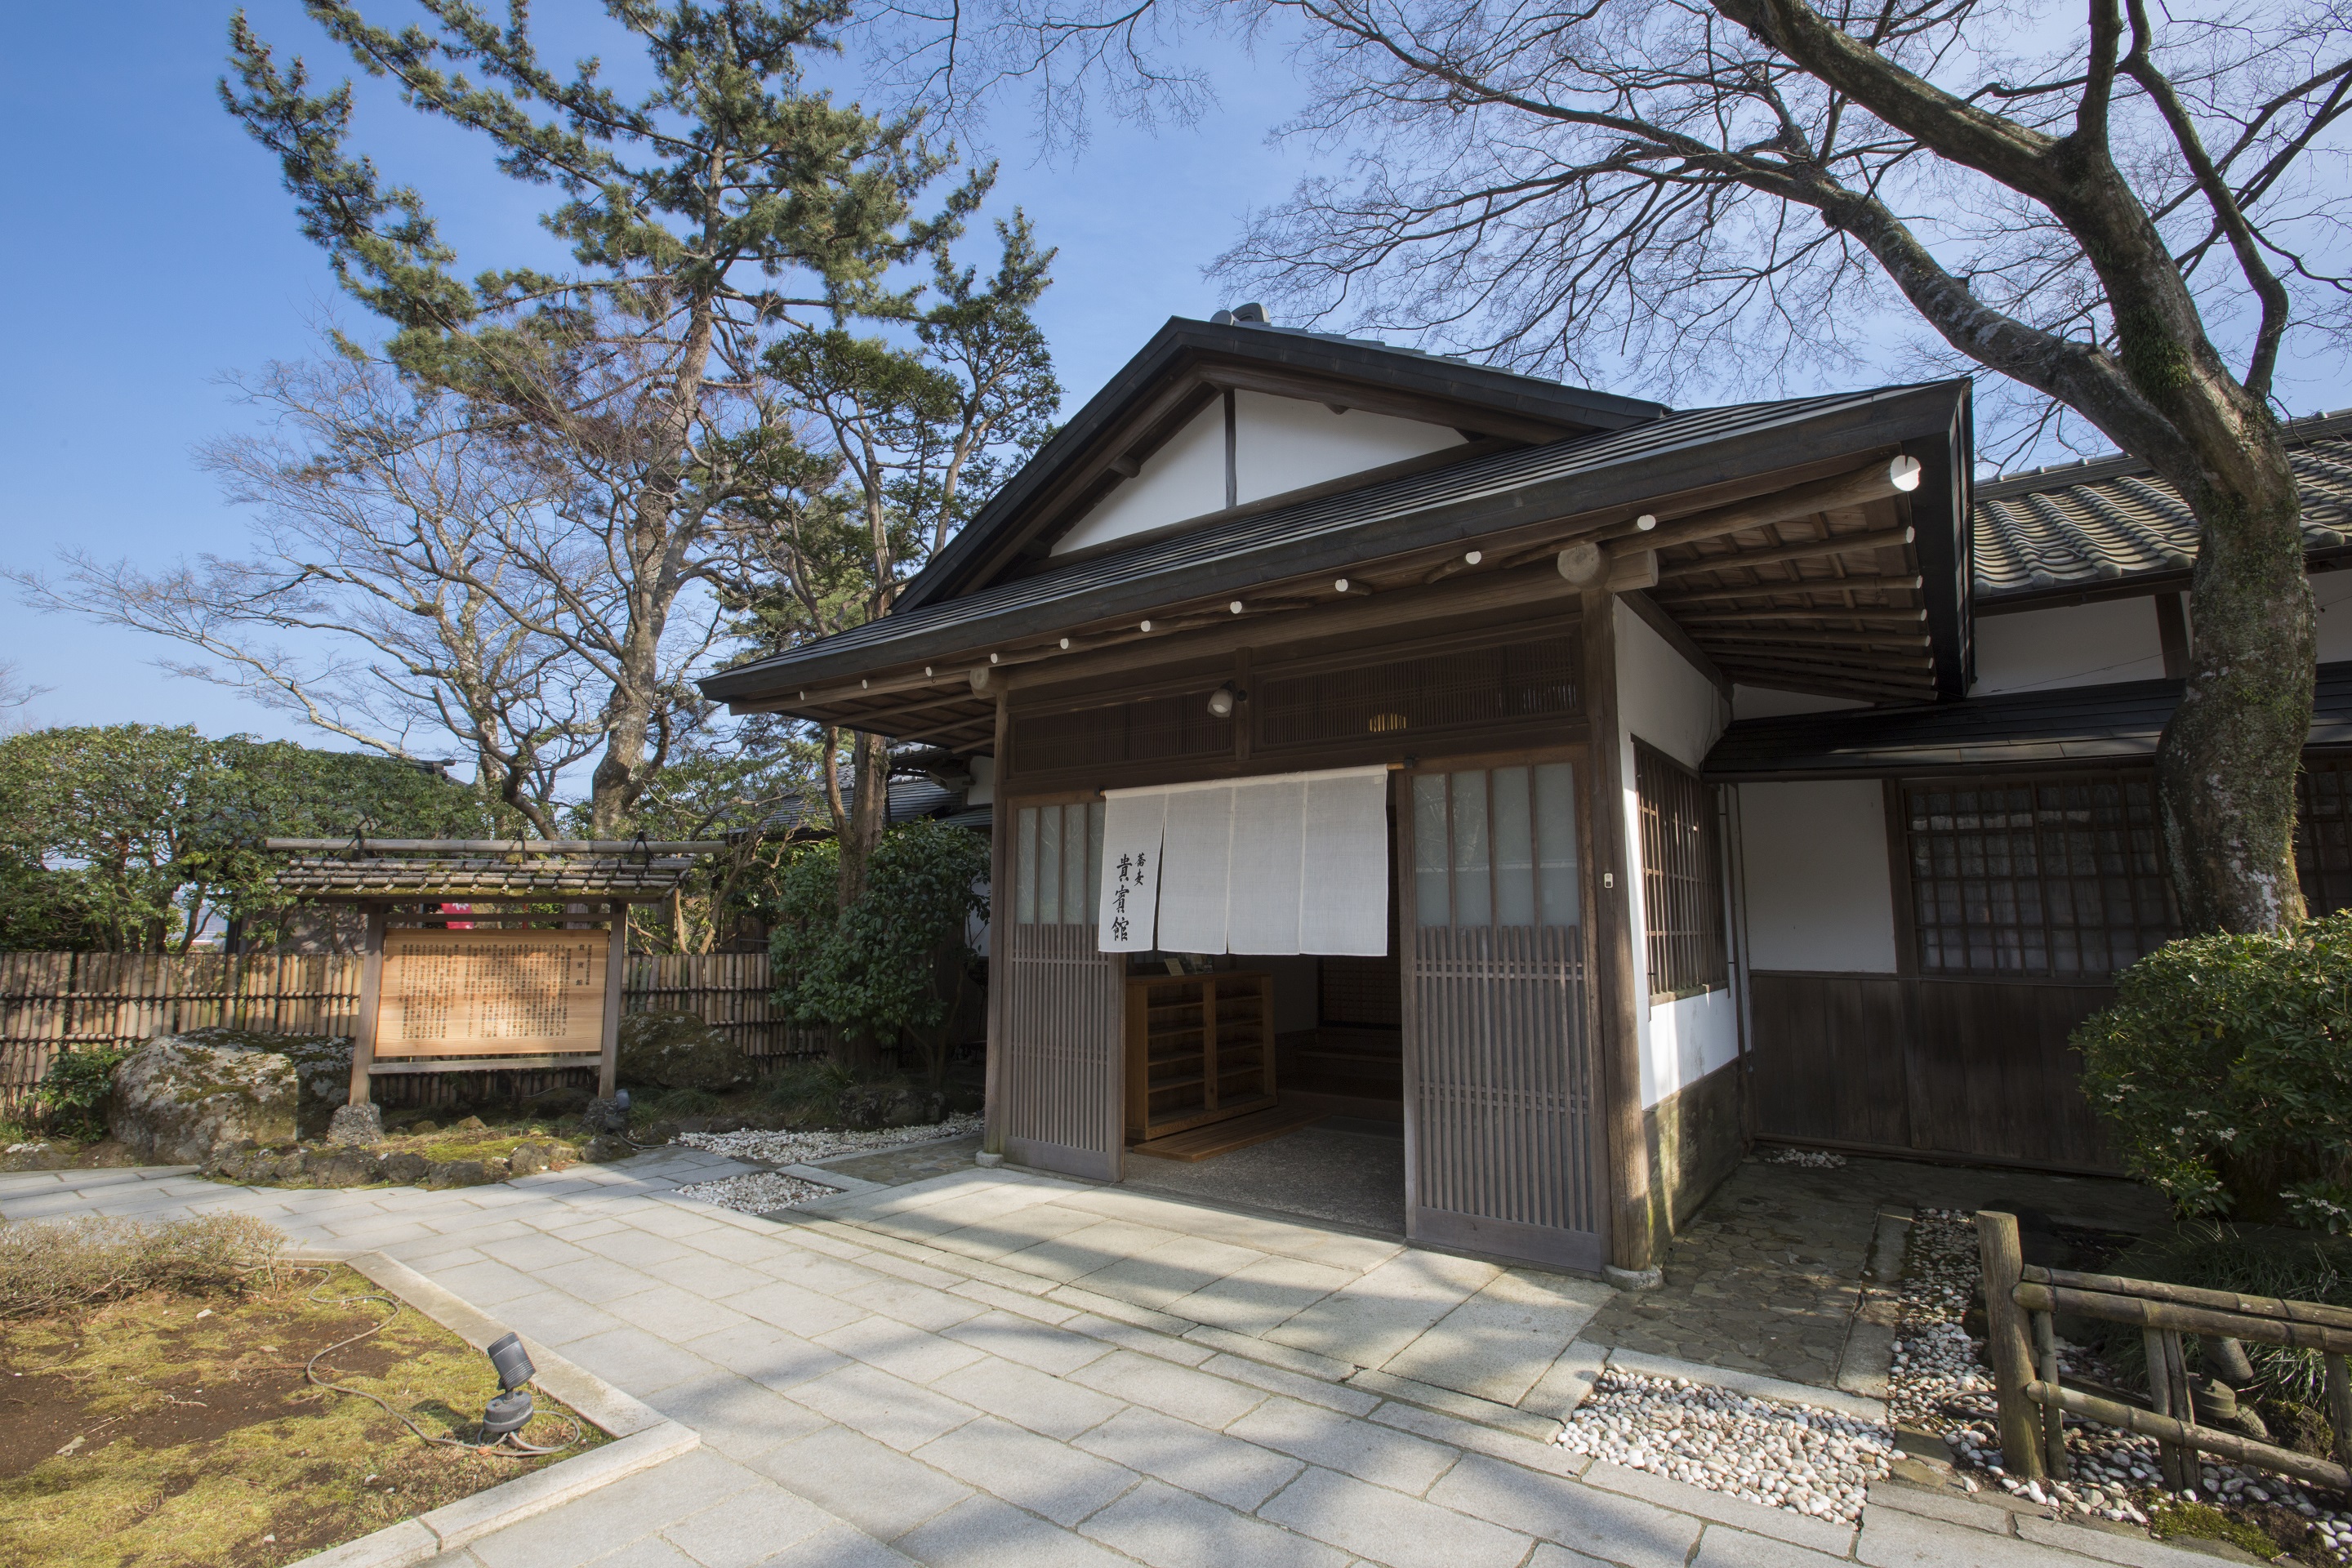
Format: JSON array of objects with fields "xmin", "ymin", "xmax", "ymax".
[{"xmin": 482, "ymin": 1331, "xmax": 536, "ymax": 1438}]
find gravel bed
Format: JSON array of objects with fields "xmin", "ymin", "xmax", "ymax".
[
  {"xmin": 675, "ymin": 1169, "xmax": 843, "ymax": 1213},
  {"xmin": 1758, "ymin": 1148, "xmax": 1846, "ymax": 1169},
  {"xmin": 1553, "ymin": 1370, "xmax": 1895, "ymax": 1525},
  {"xmin": 1894, "ymin": 1208, "xmax": 2351, "ymax": 1557},
  {"xmin": 673, "ymin": 1113, "xmax": 984, "ymax": 1167}
]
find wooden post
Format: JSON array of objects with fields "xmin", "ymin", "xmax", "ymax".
[
  {"xmin": 982, "ymin": 691, "xmax": 1010, "ymax": 1157},
  {"xmin": 347, "ymin": 906, "xmax": 386, "ymax": 1107},
  {"xmin": 1977, "ymin": 1210, "xmax": 2046, "ymax": 1481},
  {"xmin": 598, "ymin": 900, "xmax": 626, "ymax": 1099},
  {"xmin": 2143, "ymin": 1327, "xmax": 2194, "ymax": 1490},
  {"xmin": 1584, "ymin": 586, "xmax": 1655, "ymax": 1273},
  {"xmin": 2327, "ymin": 1354, "xmax": 2352, "ymax": 1473},
  {"xmin": 2032, "ymin": 1307, "xmax": 2070, "ymax": 1479},
  {"xmin": 1202, "ymin": 975, "xmax": 1221, "ymax": 1113}
]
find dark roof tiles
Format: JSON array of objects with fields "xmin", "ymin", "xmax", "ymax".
[{"xmin": 1971, "ymin": 411, "xmax": 2352, "ymax": 600}]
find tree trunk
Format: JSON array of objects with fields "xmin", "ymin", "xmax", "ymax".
[
  {"xmin": 838, "ymin": 729, "xmax": 890, "ymax": 910},
  {"xmin": 2158, "ymin": 432, "xmax": 2314, "ymax": 933}
]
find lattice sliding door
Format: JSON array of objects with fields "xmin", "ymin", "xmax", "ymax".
[
  {"xmin": 1401, "ymin": 763, "xmax": 1604, "ymax": 1271},
  {"xmin": 993, "ymin": 800, "xmax": 1123, "ymax": 1180}
]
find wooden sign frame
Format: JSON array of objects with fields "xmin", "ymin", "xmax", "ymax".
[{"xmin": 347, "ymin": 899, "xmax": 627, "ymax": 1101}]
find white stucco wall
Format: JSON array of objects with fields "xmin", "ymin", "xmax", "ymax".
[
  {"xmin": 1613, "ymin": 600, "xmax": 1739, "ymax": 1107},
  {"xmin": 1972, "ymin": 596, "xmax": 2167, "ymax": 694},
  {"xmin": 1233, "ymin": 390, "xmax": 1463, "ymax": 506},
  {"xmin": 2317, "ymin": 570, "xmax": 2352, "ymax": 664},
  {"xmin": 1735, "ymin": 779, "xmax": 1899, "ymax": 973},
  {"xmin": 1051, "ymin": 401, "xmax": 1227, "ymax": 555}
]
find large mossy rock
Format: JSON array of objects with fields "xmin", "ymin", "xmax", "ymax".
[
  {"xmin": 617, "ymin": 1011, "xmax": 752, "ymax": 1092},
  {"xmin": 111, "ymin": 1036, "xmax": 300, "ymax": 1165},
  {"xmin": 176, "ymin": 1027, "xmax": 353, "ymax": 1138}
]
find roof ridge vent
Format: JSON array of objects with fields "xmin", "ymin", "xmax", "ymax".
[{"xmin": 1210, "ymin": 302, "xmax": 1272, "ymax": 326}]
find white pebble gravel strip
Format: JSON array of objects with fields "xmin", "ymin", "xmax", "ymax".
[
  {"xmin": 1759, "ymin": 1147, "xmax": 1846, "ymax": 1168},
  {"xmin": 1893, "ymin": 1209, "xmax": 2350, "ymax": 1555},
  {"xmin": 675, "ymin": 1113, "xmax": 984, "ymax": 1166},
  {"xmin": 1552, "ymin": 1370, "xmax": 1895, "ymax": 1525},
  {"xmin": 675, "ymin": 1169, "xmax": 842, "ymax": 1213}
]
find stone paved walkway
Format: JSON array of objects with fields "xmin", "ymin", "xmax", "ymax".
[{"xmin": 0, "ymin": 1151, "xmax": 2212, "ymax": 1568}]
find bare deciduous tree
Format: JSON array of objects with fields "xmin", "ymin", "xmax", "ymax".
[{"xmin": 879, "ymin": 0, "xmax": 2351, "ymax": 933}]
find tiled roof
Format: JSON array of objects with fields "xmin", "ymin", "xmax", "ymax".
[
  {"xmin": 1972, "ymin": 411, "xmax": 2352, "ymax": 601},
  {"xmin": 1703, "ymin": 660, "xmax": 2352, "ymax": 780},
  {"xmin": 270, "ymin": 854, "xmax": 695, "ymax": 902}
]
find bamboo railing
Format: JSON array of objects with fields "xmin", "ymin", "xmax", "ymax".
[
  {"xmin": 0, "ymin": 948, "xmax": 825, "ymax": 1116},
  {"xmin": 1978, "ymin": 1209, "xmax": 2352, "ymax": 1493}
]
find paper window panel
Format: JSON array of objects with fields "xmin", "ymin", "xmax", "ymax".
[{"xmin": 1225, "ymin": 780, "xmax": 1306, "ymax": 954}]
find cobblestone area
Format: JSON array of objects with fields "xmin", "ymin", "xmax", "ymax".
[{"xmin": 1579, "ymin": 1156, "xmax": 2171, "ymax": 1390}]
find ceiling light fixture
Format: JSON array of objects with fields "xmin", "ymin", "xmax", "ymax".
[{"xmin": 1207, "ymin": 684, "xmax": 1241, "ymax": 719}]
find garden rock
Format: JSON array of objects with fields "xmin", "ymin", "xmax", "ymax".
[
  {"xmin": 426, "ymin": 1159, "xmax": 493, "ymax": 1189},
  {"xmin": 111, "ymin": 1036, "xmax": 300, "ymax": 1164},
  {"xmin": 309, "ymin": 1147, "xmax": 381, "ymax": 1188},
  {"xmin": 507, "ymin": 1142, "xmax": 549, "ymax": 1177},
  {"xmin": 327, "ymin": 1104, "xmax": 383, "ymax": 1147},
  {"xmin": 581, "ymin": 1095, "xmax": 631, "ymax": 1135},
  {"xmin": 528, "ymin": 1085, "xmax": 593, "ymax": 1117},
  {"xmin": 617, "ymin": 1010, "xmax": 752, "ymax": 1091},
  {"xmin": 382, "ymin": 1152, "xmax": 430, "ymax": 1184},
  {"xmin": 178, "ymin": 1027, "xmax": 352, "ymax": 1140},
  {"xmin": 838, "ymin": 1085, "xmax": 948, "ymax": 1130},
  {"xmin": 581, "ymin": 1133, "xmax": 635, "ymax": 1163}
]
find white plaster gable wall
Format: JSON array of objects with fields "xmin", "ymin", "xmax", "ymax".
[
  {"xmin": 1232, "ymin": 390, "xmax": 1464, "ymax": 505},
  {"xmin": 2316, "ymin": 569, "xmax": 2352, "ymax": 663},
  {"xmin": 1612, "ymin": 599, "xmax": 1739, "ymax": 1108},
  {"xmin": 1049, "ymin": 392, "xmax": 1468, "ymax": 557},
  {"xmin": 1972, "ymin": 596, "xmax": 2166, "ymax": 694},
  {"xmin": 1049, "ymin": 400, "xmax": 1227, "ymax": 556},
  {"xmin": 1735, "ymin": 780, "xmax": 1899, "ymax": 973}
]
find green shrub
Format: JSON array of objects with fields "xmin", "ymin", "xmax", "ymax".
[
  {"xmin": 32, "ymin": 1045, "xmax": 130, "ymax": 1140},
  {"xmin": 2075, "ymin": 913, "xmax": 2352, "ymax": 1229},
  {"xmin": 769, "ymin": 820, "xmax": 990, "ymax": 1088},
  {"xmin": 2089, "ymin": 1223, "xmax": 2352, "ymax": 1405},
  {"xmin": 648, "ymin": 1085, "xmax": 723, "ymax": 1118},
  {"xmin": 763, "ymin": 1059, "xmax": 852, "ymax": 1123},
  {"xmin": 0, "ymin": 1213, "xmax": 285, "ymax": 1320}
]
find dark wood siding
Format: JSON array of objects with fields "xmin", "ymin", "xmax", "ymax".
[{"xmin": 1748, "ymin": 970, "xmax": 2117, "ymax": 1170}]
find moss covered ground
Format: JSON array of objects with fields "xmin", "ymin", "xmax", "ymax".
[{"xmin": 0, "ymin": 1263, "xmax": 605, "ymax": 1567}]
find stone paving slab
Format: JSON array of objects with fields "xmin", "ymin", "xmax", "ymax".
[{"xmin": 3, "ymin": 1152, "xmax": 2179, "ymax": 1568}]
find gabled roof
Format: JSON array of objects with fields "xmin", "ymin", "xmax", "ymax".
[
  {"xmin": 1971, "ymin": 409, "xmax": 2352, "ymax": 606},
  {"xmin": 701, "ymin": 379, "xmax": 1974, "ymax": 733},
  {"xmin": 1702, "ymin": 659, "xmax": 2352, "ymax": 781},
  {"xmin": 897, "ymin": 316, "xmax": 1669, "ymax": 612}
]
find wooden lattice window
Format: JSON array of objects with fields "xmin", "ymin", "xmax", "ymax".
[
  {"xmin": 1902, "ymin": 773, "xmax": 2177, "ymax": 978},
  {"xmin": 1011, "ymin": 691, "xmax": 1231, "ymax": 777},
  {"xmin": 1635, "ymin": 743, "xmax": 1727, "ymax": 1000},
  {"xmin": 1254, "ymin": 633, "xmax": 1579, "ymax": 752},
  {"xmin": 2296, "ymin": 755, "xmax": 2352, "ymax": 915}
]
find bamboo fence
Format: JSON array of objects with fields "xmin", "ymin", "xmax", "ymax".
[{"xmin": 0, "ymin": 949, "xmax": 825, "ymax": 1116}]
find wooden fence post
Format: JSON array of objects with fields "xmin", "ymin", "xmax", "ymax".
[{"xmin": 1977, "ymin": 1209, "xmax": 2047, "ymax": 1481}]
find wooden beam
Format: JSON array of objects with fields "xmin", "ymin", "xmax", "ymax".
[
  {"xmin": 1629, "ymin": 457, "xmax": 1921, "ymax": 555},
  {"xmin": 1583, "ymin": 589, "xmax": 1656, "ymax": 1276},
  {"xmin": 1652, "ymin": 574, "xmax": 1924, "ymax": 607},
  {"xmin": 1695, "ymin": 628, "xmax": 1933, "ymax": 652},
  {"xmin": 1674, "ymin": 608, "xmax": 1927, "ymax": 627},
  {"xmin": 1713, "ymin": 658, "xmax": 1931, "ymax": 698},
  {"xmin": 1659, "ymin": 524, "xmax": 1916, "ymax": 580},
  {"xmin": 983, "ymin": 691, "xmax": 1010, "ymax": 1156}
]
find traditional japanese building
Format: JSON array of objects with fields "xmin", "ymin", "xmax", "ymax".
[{"xmin": 700, "ymin": 310, "xmax": 2352, "ymax": 1276}]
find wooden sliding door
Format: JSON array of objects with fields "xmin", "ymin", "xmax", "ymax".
[
  {"xmin": 992, "ymin": 799, "xmax": 1124, "ymax": 1180},
  {"xmin": 1400, "ymin": 760, "xmax": 1606, "ymax": 1271}
]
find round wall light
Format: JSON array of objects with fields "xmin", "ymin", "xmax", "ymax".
[{"xmin": 1206, "ymin": 684, "xmax": 1240, "ymax": 719}]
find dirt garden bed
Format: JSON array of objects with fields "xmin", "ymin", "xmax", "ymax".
[{"xmin": 0, "ymin": 1218, "xmax": 606, "ymax": 1568}]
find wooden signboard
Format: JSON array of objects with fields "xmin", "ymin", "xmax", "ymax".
[{"xmin": 374, "ymin": 928, "xmax": 608, "ymax": 1059}]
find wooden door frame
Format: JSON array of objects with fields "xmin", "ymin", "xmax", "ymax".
[{"xmin": 1394, "ymin": 746, "xmax": 1610, "ymax": 1272}]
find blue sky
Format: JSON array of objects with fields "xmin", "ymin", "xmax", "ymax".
[{"xmin": 0, "ymin": 1, "xmax": 1321, "ymax": 741}]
